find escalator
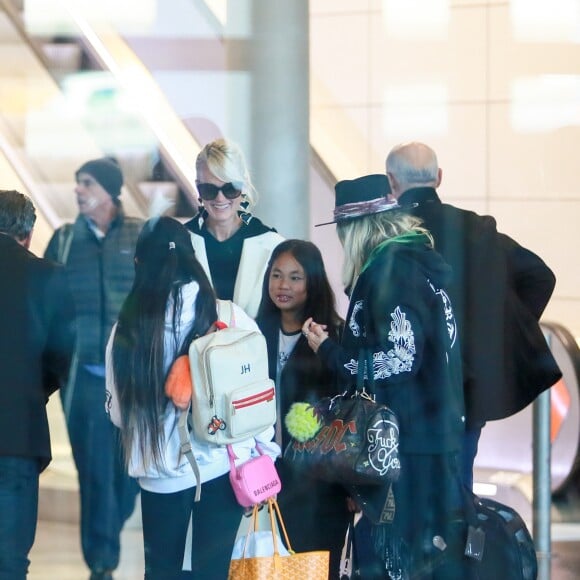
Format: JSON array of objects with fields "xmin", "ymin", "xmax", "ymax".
[
  {"xmin": 0, "ymin": 0, "xmax": 206, "ymax": 255},
  {"xmin": 474, "ymin": 322, "xmax": 580, "ymax": 526}
]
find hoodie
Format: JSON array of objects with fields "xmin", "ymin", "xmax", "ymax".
[
  {"xmin": 185, "ymin": 214, "xmax": 284, "ymax": 318},
  {"xmin": 106, "ymin": 281, "xmax": 279, "ymax": 494},
  {"xmin": 318, "ymin": 234, "xmax": 465, "ymax": 454}
]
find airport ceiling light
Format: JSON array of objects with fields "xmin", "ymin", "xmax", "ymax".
[
  {"xmin": 383, "ymin": 83, "xmax": 448, "ymax": 138},
  {"xmin": 511, "ymin": 0, "xmax": 580, "ymax": 43},
  {"xmin": 511, "ymin": 75, "xmax": 580, "ymax": 133},
  {"xmin": 382, "ymin": 0, "xmax": 449, "ymax": 41}
]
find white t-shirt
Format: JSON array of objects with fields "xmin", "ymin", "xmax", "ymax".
[{"xmin": 276, "ymin": 329, "xmax": 301, "ymax": 386}]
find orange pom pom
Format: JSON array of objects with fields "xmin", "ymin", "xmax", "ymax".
[{"xmin": 165, "ymin": 355, "xmax": 192, "ymax": 409}]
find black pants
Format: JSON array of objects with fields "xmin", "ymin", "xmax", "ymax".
[
  {"xmin": 141, "ymin": 474, "xmax": 241, "ymax": 579},
  {"xmin": 355, "ymin": 453, "xmax": 467, "ymax": 579},
  {"xmin": 277, "ymin": 460, "xmax": 350, "ymax": 579},
  {"xmin": 0, "ymin": 457, "xmax": 39, "ymax": 580}
]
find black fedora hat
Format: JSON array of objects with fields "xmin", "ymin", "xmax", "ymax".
[{"xmin": 316, "ymin": 174, "xmax": 400, "ymax": 227}]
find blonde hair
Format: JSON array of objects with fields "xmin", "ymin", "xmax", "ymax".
[
  {"xmin": 196, "ymin": 138, "xmax": 258, "ymax": 209},
  {"xmin": 337, "ymin": 211, "xmax": 433, "ymax": 290}
]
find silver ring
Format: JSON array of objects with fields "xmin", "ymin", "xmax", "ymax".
[{"xmin": 303, "ymin": 331, "xmax": 309, "ymax": 338}]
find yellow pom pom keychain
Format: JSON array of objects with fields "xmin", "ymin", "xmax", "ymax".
[{"xmin": 284, "ymin": 402, "xmax": 323, "ymax": 442}]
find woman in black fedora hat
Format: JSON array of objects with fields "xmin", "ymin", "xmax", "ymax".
[{"xmin": 303, "ymin": 174, "xmax": 467, "ymax": 579}]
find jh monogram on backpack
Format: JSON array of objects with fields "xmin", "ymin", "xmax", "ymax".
[
  {"xmin": 186, "ymin": 300, "xmax": 276, "ymax": 445},
  {"xmin": 177, "ymin": 300, "xmax": 277, "ymax": 501}
]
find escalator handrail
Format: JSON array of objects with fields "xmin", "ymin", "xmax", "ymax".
[{"xmin": 541, "ymin": 320, "xmax": 580, "ymax": 376}]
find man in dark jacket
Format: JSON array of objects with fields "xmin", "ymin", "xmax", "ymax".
[
  {"xmin": 385, "ymin": 142, "xmax": 562, "ymax": 489},
  {"xmin": 44, "ymin": 159, "xmax": 143, "ymax": 580},
  {"xmin": 0, "ymin": 190, "xmax": 75, "ymax": 578}
]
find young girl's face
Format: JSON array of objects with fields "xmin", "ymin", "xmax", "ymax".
[{"xmin": 268, "ymin": 252, "xmax": 308, "ymax": 317}]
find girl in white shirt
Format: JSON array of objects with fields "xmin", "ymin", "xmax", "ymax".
[{"xmin": 106, "ymin": 216, "xmax": 278, "ymax": 579}]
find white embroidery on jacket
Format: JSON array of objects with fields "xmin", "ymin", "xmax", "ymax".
[
  {"xmin": 427, "ymin": 280, "xmax": 458, "ymax": 348},
  {"xmin": 343, "ymin": 306, "xmax": 415, "ymax": 378},
  {"xmin": 348, "ymin": 300, "xmax": 364, "ymax": 337},
  {"xmin": 344, "ymin": 358, "xmax": 359, "ymax": 375}
]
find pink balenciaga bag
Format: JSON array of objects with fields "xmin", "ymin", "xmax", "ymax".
[{"xmin": 227, "ymin": 444, "xmax": 281, "ymax": 507}]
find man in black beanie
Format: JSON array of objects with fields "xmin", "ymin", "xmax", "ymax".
[
  {"xmin": 76, "ymin": 158, "xmax": 124, "ymax": 200},
  {"xmin": 44, "ymin": 158, "xmax": 143, "ymax": 580}
]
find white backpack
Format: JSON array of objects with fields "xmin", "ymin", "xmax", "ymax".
[{"xmin": 178, "ymin": 300, "xmax": 276, "ymax": 500}]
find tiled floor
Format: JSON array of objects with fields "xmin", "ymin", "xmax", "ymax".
[
  {"xmin": 27, "ymin": 457, "xmax": 580, "ymax": 579},
  {"xmin": 28, "ymin": 520, "xmax": 580, "ymax": 579},
  {"xmin": 27, "ymin": 501, "xmax": 580, "ymax": 579},
  {"xmin": 29, "ymin": 521, "xmax": 143, "ymax": 580}
]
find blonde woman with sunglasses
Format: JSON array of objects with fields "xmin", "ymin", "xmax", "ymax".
[{"xmin": 185, "ymin": 139, "xmax": 285, "ymax": 318}]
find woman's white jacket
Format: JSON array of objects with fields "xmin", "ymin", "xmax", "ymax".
[
  {"xmin": 105, "ymin": 281, "xmax": 280, "ymax": 494},
  {"xmin": 190, "ymin": 229, "xmax": 284, "ymax": 319}
]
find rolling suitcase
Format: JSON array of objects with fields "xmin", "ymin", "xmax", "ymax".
[{"xmin": 463, "ymin": 492, "xmax": 537, "ymax": 580}]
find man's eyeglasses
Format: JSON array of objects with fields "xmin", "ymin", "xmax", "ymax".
[{"xmin": 197, "ymin": 182, "xmax": 241, "ymax": 201}]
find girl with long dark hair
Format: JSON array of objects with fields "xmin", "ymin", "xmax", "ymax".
[
  {"xmin": 256, "ymin": 239, "xmax": 350, "ymax": 579},
  {"xmin": 106, "ymin": 217, "xmax": 278, "ymax": 579}
]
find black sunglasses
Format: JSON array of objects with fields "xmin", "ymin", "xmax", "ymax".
[{"xmin": 197, "ymin": 182, "xmax": 242, "ymax": 201}]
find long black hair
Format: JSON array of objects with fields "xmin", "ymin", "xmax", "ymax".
[
  {"xmin": 256, "ymin": 239, "xmax": 342, "ymax": 340},
  {"xmin": 112, "ymin": 216, "xmax": 216, "ymax": 469}
]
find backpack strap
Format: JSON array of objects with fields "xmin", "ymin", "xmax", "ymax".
[
  {"xmin": 178, "ymin": 406, "xmax": 202, "ymax": 502},
  {"xmin": 227, "ymin": 441, "xmax": 262, "ymax": 471},
  {"xmin": 216, "ymin": 299, "xmax": 235, "ymax": 327},
  {"xmin": 56, "ymin": 223, "xmax": 74, "ymax": 265}
]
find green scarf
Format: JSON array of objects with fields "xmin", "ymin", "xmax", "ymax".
[{"xmin": 361, "ymin": 232, "xmax": 431, "ymax": 275}]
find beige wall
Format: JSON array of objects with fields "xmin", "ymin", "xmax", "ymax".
[{"xmin": 310, "ymin": 0, "xmax": 580, "ymax": 338}]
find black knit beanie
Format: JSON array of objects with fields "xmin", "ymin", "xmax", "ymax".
[{"xmin": 75, "ymin": 158, "xmax": 123, "ymax": 199}]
